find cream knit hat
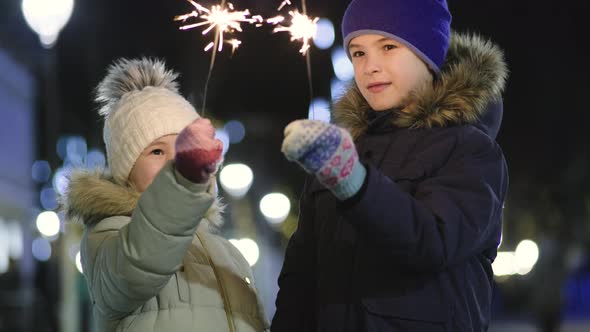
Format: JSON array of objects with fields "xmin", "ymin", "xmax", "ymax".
[{"xmin": 96, "ymin": 58, "xmax": 199, "ymax": 185}]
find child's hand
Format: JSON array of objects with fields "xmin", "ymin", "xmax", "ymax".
[
  {"xmin": 281, "ymin": 119, "xmax": 366, "ymax": 200},
  {"xmin": 175, "ymin": 118, "xmax": 223, "ymax": 183}
]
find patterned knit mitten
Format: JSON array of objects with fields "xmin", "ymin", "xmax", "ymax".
[
  {"xmin": 175, "ymin": 118, "xmax": 223, "ymax": 184},
  {"xmin": 281, "ymin": 119, "xmax": 366, "ymax": 200}
]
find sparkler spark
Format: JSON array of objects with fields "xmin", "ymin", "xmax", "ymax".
[
  {"xmin": 227, "ymin": 39, "xmax": 241, "ymax": 53},
  {"xmin": 278, "ymin": 0, "xmax": 292, "ymax": 11},
  {"xmin": 270, "ymin": 10, "xmax": 319, "ymax": 55},
  {"xmin": 267, "ymin": 15, "xmax": 285, "ymax": 25},
  {"xmin": 174, "ymin": 0, "xmax": 258, "ymax": 52}
]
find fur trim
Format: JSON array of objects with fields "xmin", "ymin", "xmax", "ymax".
[
  {"xmin": 332, "ymin": 33, "xmax": 508, "ymax": 139},
  {"xmin": 96, "ymin": 58, "xmax": 180, "ymax": 117},
  {"xmin": 59, "ymin": 169, "xmax": 224, "ymax": 228}
]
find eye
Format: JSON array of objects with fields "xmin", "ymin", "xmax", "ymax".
[
  {"xmin": 384, "ymin": 44, "xmax": 397, "ymax": 51},
  {"xmin": 351, "ymin": 51, "xmax": 365, "ymax": 58},
  {"xmin": 150, "ymin": 149, "xmax": 164, "ymax": 156}
]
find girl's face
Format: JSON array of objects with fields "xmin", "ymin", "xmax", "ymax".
[
  {"xmin": 128, "ymin": 134, "xmax": 178, "ymax": 192},
  {"xmin": 349, "ymin": 34, "xmax": 433, "ymax": 111}
]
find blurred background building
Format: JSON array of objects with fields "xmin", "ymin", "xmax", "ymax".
[{"xmin": 0, "ymin": 0, "xmax": 589, "ymax": 331}]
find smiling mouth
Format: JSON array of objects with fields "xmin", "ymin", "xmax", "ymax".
[{"xmin": 367, "ymin": 82, "xmax": 391, "ymax": 93}]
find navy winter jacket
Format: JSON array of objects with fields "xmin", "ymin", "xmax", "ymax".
[{"xmin": 272, "ymin": 33, "xmax": 509, "ymax": 332}]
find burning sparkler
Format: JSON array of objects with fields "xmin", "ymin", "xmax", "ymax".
[
  {"xmin": 268, "ymin": 10, "xmax": 318, "ymax": 55},
  {"xmin": 268, "ymin": 0, "xmax": 317, "ymax": 119},
  {"xmin": 175, "ymin": 0, "xmax": 264, "ymax": 113},
  {"xmin": 174, "ymin": 0, "xmax": 260, "ymax": 53},
  {"xmin": 174, "ymin": 0, "xmax": 318, "ymax": 116}
]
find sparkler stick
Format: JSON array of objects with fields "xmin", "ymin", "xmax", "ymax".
[{"xmin": 301, "ymin": 0, "xmax": 315, "ymax": 120}]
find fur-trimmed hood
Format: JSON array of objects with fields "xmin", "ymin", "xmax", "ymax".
[
  {"xmin": 333, "ymin": 33, "xmax": 508, "ymax": 140},
  {"xmin": 60, "ymin": 169, "xmax": 223, "ymax": 227}
]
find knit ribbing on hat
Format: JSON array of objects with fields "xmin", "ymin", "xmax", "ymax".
[{"xmin": 95, "ymin": 58, "xmax": 199, "ymax": 185}]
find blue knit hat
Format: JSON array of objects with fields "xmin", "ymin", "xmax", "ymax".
[{"xmin": 342, "ymin": 0, "xmax": 452, "ymax": 73}]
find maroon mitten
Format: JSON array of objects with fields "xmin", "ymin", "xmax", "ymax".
[{"xmin": 175, "ymin": 118, "xmax": 223, "ymax": 183}]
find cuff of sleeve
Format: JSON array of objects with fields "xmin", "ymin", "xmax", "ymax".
[
  {"xmin": 172, "ymin": 162, "xmax": 211, "ymax": 193},
  {"xmin": 330, "ymin": 160, "xmax": 367, "ymax": 200},
  {"xmin": 340, "ymin": 163, "xmax": 370, "ymax": 206}
]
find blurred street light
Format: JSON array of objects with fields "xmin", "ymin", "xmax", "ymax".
[
  {"xmin": 215, "ymin": 129, "xmax": 230, "ymax": 156},
  {"xmin": 75, "ymin": 251, "xmax": 83, "ymax": 273},
  {"xmin": 219, "ymin": 163, "xmax": 254, "ymax": 198},
  {"xmin": 36, "ymin": 211, "xmax": 60, "ymax": 237},
  {"xmin": 229, "ymin": 238, "xmax": 259, "ymax": 266},
  {"xmin": 313, "ymin": 18, "xmax": 335, "ymax": 50},
  {"xmin": 32, "ymin": 160, "xmax": 52, "ymax": 183},
  {"xmin": 309, "ymin": 98, "xmax": 331, "ymax": 122},
  {"xmin": 0, "ymin": 220, "xmax": 8, "ymax": 274},
  {"xmin": 32, "ymin": 237, "xmax": 51, "ymax": 261},
  {"xmin": 332, "ymin": 47, "xmax": 354, "ymax": 81},
  {"xmin": 514, "ymin": 239, "xmax": 539, "ymax": 275},
  {"xmin": 224, "ymin": 120, "xmax": 246, "ymax": 144},
  {"xmin": 493, "ymin": 239, "xmax": 540, "ymax": 277},
  {"xmin": 86, "ymin": 149, "xmax": 106, "ymax": 169},
  {"xmin": 21, "ymin": 0, "xmax": 74, "ymax": 48},
  {"xmin": 331, "ymin": 78, "xmax": 347, "ymax": 101},
  {"xmin": 259, "ymin": 193, "xmax": 291, "ymax": 225},
  {"xmin": 493, "ymin": 252, "xmax": 518, "ymax": 277}
]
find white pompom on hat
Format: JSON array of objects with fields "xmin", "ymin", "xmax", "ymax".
[{"xmin": 96, "ymin": 58, "xmax": 199, "ymax": 185}]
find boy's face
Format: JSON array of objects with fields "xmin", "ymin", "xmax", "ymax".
[
  {"xmin": 128, "ymin": 134, "xmax": 178, "ymax": 192},
  {"xmin": 349, "ymin": 34, "xmax": 432, "ymax": 111}
]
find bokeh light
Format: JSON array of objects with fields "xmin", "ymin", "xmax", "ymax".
[
  {"xmin": 36, "ymin": 211, "xmax": 60, "ymax": 237},
  {"xmin": 259, "ymin": 193, "xmax": 291, "ymax": 225},
  {"xmin": 229, "ymin": 238, "xmax": 260, "ymax": 266},
  {"xmin": 219, "ymin": 163, "xmax": 254, "ymax": 198},
  {"xmin": 85, "ymin": 149, "xmax": 106, "ymax": 169},
  {"xmin": 224, "ymin": 120, "xmax": 246, "ymax": 144},
  {"xmin": 331, "ymin": 47, "xmax": 354, "ymax": 81},
  {"xmin": 32, "ymin": 160, "xmax": 51, "ymax": 183},
  {"xmin": 514, "ymin": 239, "xmax": 539, "ymax": 275},
  {"xmin": 40, "ymin": 186, "xmax": 58, "ymax": 210},
  {"xmin": 75, "ymin": 251, "xmax": 83, "ymax": 273},
  {"xmin": 313, "ymin": 18, "xmax": 335, "ymax": 50},
  {"xmin": 308, "ymin": 98, "xmax": 331, "ymax": 123},
  {"xmin": 21, "ymin": 0, "xmax": 74, "ymax": 47},
  {"xmin": 215, "ymin": 128, "xmax": 230, "ymax": 155},
  {"xmin": 32, "ymin": 237, "xmax": 52, "ymax": 262}
]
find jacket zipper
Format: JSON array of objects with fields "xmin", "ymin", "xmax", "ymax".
[{"xmin": 196, "ymin": 232, "xmax": 236, "ymax": 332}]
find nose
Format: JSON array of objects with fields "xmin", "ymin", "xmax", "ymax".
[{"xmin": 363, "ymin": 54, "xmax": 381, "ymax": 76}]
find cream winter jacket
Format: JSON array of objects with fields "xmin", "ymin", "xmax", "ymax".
[{"xmin": 61, "ymin": 161, "xmax": 269, "ymax": 332}]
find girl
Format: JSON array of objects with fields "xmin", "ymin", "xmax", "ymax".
[
  {"xmin": 274, "ymin": 0, "xmax": 508, "ymax": 330},
  {"xmin": 61, "ymin": 58, "xmax": 268, "ymax": 331}
]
